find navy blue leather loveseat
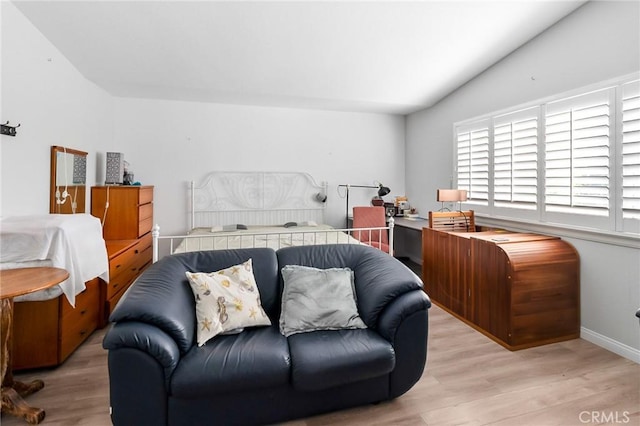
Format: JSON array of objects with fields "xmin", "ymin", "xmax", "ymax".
[{"xmin": 103, "ymin": 244, "xmax": 431, "ymax": 425}]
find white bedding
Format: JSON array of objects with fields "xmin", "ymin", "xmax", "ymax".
[
  {"xmin": 173, "ymin": 224, "xmax": 362, "ymax": 253},
  {"xmin": 0, "ymin": 214, "xmax": 109, "ymax": 306}
]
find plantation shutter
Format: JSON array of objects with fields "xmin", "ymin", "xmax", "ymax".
[
  {"xmin": 493, "ymin": 108, "xmax": 538, "ymax": 209},
  {"xmin": 456, "ymin": 125, "xmax": 489, "ymax": 204},
  {"xmin": 621, "ymin": 80, "xmax": 640, "ymax": 220},
  {"xmin": 544, "ymin": 89, "xmax": 611, "ymax": 216}
]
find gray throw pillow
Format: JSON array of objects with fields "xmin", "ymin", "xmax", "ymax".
[{"xmin": 279, "ymin": 265, "xmax": 367, "ymax": 337}]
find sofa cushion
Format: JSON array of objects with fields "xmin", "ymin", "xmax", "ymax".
[
  {"xmin": 288, "ymin": 329, "xmax": 395, "ymax": 391},
  {"xmin": 170, "ymin": 326, "xmax": 290, "ymax": 398},
  {"xmin": 279, "ymin": 265, "xmax": 366, "ymax": 337},
  {"xmin": 186, "ymin": 258, "xmax": 271, "ymax": 346}
]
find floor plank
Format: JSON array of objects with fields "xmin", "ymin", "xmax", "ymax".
[{"xmin": 2, "ymin": 305, "xmax": 638, "ymax": 426}]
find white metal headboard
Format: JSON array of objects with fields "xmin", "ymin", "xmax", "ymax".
[{"xmin": 190, "ymin": 171, "xmax": 328, "ymax": 228}]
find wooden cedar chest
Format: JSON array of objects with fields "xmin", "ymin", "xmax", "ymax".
[{"xmin": 422, "ymin": 228, "xmax": 579, "ymax": 350}]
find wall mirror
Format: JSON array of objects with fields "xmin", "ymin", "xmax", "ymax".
[{"xmin": 50, "ymin": 145, "xmax": 88, "ymax": 214}]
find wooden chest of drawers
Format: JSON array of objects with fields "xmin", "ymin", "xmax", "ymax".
[
  {"xmin": 91, "ymin": 186, "xmax": 153, "ymax": 240},
  {"xmin": 13, "ymin": 278, "xmax": 100, "ymax": 370},
  {"xmin": 99, "ymin": 235, "xmax": 153, "ymax": 326},
  {"xmin": 92, "ymin": 185, "xmax": 154, "ymax": 327}
]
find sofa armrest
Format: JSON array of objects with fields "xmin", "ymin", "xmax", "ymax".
[
  {"xmin": 377, "ymin": 290, "xmax": 431, "ymax": 398},
  {"xmin": 376, "ymin": 290, "xmax": 431, "ymax": 343},
  {"xmin": 109, "ymin": 255, "xmax": 197, "ymax": 354},
  {"xmin": 103, "ymin": 321, "xmax": 181, "ymax": 386},
  {"xmin": 353, "ymin": 254, "xmax": 425, "ymax": 327}
]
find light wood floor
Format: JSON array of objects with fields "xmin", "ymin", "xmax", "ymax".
[{"xmin": 3, "ymin": 305, "xmax": 638, "ymax": 426}]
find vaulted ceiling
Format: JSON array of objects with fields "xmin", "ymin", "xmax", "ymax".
[{"xmin": 12, "ymin": 1, "xmax": 586, "ymax": 114}]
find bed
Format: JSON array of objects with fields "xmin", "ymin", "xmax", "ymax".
[{"xmin": 152, "ymin": 171, "xmax": 394, "ymax": 261}]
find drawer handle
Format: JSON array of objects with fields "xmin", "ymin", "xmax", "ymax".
[
  {"xmin": 134, "ymin": 249, "xmax": 139, "ymax": 254},
  {"xmin": 80, "ymin": 330, "xmax": 87, "ymax": 336},
  {"xmin": 80, "ymin": 309, "xmax": 87, "ymax": 315},
  {"xmin": 115, "ymin": 264, "xmax": 121, "ymax": 269},
  {"xmin": 113, "ymin": 283, "xmax": 119, "ymax": 289}
]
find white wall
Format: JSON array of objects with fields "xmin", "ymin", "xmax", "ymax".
[
  {"xmin": 111, "ymin": 98, "xmax": 405, "ymax": 234},
  {"xmin": 1, "ymin": 0, "xmax": 405, "ymax": 231},
  {"xmin": 406, "ymin": 1, "xmax": 640, "ymax": 360},
  {"xmin": 0, "ymin": 1, "xmax": 113, "ymax": 217}
]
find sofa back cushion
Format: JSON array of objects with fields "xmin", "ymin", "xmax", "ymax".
[{"xmin": 110, "ymin": 248, "xmax": 280, "ymax": 353}]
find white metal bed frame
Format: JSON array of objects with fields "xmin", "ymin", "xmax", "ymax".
[{"xmin": 152, "ymin": 171, "xmax": 394, "ymax": 262}]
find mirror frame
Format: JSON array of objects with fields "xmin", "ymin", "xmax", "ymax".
[{"xmin": 50, "ymin": 145, "xmax": 88, "ymax": 214}]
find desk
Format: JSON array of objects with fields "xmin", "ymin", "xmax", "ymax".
[
  {"xmin": 393, "ymin": 217, "xmax": 429, "ymax": 264},
  {"xmin": 1, "ymin": 267, "xmax": 69, "ymax": 424}
]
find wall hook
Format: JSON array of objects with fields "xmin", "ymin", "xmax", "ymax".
[{"xmin": 1, "ymin": 121, "xmax": 20, "ymax": 137}]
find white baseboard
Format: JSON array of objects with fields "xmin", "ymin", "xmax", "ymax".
[{"xmin": 581, "ymin": 327, "xmax": 640, "ymax": 364}]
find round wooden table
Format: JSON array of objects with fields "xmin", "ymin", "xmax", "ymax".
[{"xmin": 1, "ymin": 267, "xmax": 69, "ymax": 424}]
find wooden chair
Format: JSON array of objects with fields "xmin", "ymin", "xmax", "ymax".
[
  {"xmin": 352, "ymin": 206, "xmax": 389, "ymax": 253},
  {"xmin": 428, "ymin": 210, "xmax": 475, "ymax": 232}
]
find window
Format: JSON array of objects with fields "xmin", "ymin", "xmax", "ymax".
[
  {"xmin": 544, "ymin": 89, "xmax": 611, "ymax": 216},
  {"xmin": 454, "ymin": 75, "xmax": 639, "ymax": 235},
  {"xmin": 622, "ymin": 80, "xmax": 640, "ymax": 221},
  {"xmin": 456, "ymin": 125, "xmax": 489, "ymax": 204},
  {"xmin": 493, "ymin": 108, "xmax": 538, "ymax": 209}
]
